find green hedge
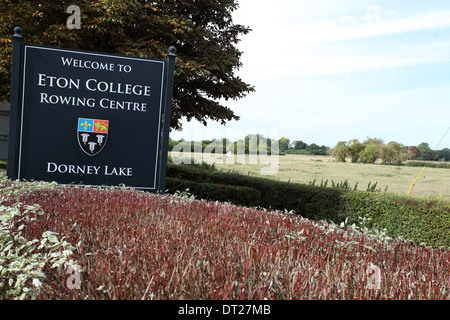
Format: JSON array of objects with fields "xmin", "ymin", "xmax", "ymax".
[
  {"xmin": 342, "ymin": 192, "xmax": 450, "ymax": 248},
  {"xmin": 167, "ymin": 163, "xmax": 355, "ymax": 221},
  {"xmin": 166, "ymin": 163, "xmax": 450, "ymax": 248},
  {"xmin": 165, "ymin": 177, "xmax": 261, "ymax": 208},
  {"xmin": 403, "ymin": 161, "xmax": 449, "ymax": 169}
]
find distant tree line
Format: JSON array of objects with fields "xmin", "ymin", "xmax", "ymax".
[
  {"xmin": 278, "ymin": 138, "xmax": 329, "ymax": 156},
  {"xmin": 330, "ymin": 138, "xmax": 450, "ymax": 165},
  {"xmin": 168, "ymin": 135, "xmax": 329, "ymax": 155},
  {"xmin": 169, "ymin": 135, "xmax": 450, "ymax": 162}
]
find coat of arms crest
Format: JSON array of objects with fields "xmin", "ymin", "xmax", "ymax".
[{"xmin": 77, "ymin": 118, "xmax": 109, "ymax": 156}]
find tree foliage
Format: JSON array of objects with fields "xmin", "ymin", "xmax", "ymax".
[
  {"xmin": 360, "ymin": 137, "xmax": 383, "ymax": 164},
  {"xmin": 305, "ymin": 143, "xmax": 327, "ymax": 156},
  {"xmin": 359, "ymin": 145, "xmax": 378, "ymax": 164},
  {"xmin": 331, "ymin": 141, "xmax": 348, "ymax": 162},
  {"xmin": 346, "ymin": 139, "xmax": 365, "ymax": 163},
  {"xmin": 436, "ymin": 148, "xmax": 450, "ymax": 161},
  {"xmin": 293, "ymin": 140, "xmax": 307, "ymax": 150},
  {"xmin": 417, "ymin": 142, "xmax": 434, "ymax": 160},
  {"xmin": 404, "ymin": 146, "xmax": 420, "ymax": 159},
  {"xmin": 282, "ymin": 139, "xmax": 328, "ymax": 155},
  {"xmin": 331, "ymin": 138, "xmax": 425, "ymax": 165},
  {"xmin": 0, "ymin": 0, "xmax": 254, "ymax": 129},
  {"xmin": 381, "ymin": 141, "xmax": 408, "ymax": 165},
  {"xmin": 277, "ymin": 137, "xmax": 291, "ymax": 152}
]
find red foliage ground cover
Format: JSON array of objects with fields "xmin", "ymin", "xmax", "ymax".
[{"xmin": 3, "ymin": 183, "xmax": 449, "ymax": 300}]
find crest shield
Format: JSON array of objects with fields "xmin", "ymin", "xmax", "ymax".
[{"xmin": 77, "ymin": 118, "xmax": 109, "ymax": 156}]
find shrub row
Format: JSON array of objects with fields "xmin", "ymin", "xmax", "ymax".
[
  {"xmin": 166, "ymin": 163, "xmax": 450, "ymax": 248},
  {"xmin": 166, "ymin": 164, "xmax": 349, "ymax": 221},
  {"xmin": 342, "ymin": 192, "xmax": 450, "ymax": 248},
  {"xmin": 165, "ymin": 177, "xmax": 260, "ymax": 207},
  {"xmin": 403, "ymin": 161, "xmax": 449, "ymax": 168},
  {"xmin": 3, "ymin": 182, "xmax": 449, "ymax": 299}
]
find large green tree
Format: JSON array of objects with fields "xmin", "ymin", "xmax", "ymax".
[
  {"xmin": 331, "ymin": 141, "xmax": 348, "ymax": 162},
  {"xmin": 346, "ymin": 139, "xmax": 364, "ymax": 163},
  {"xmin": 381, "ymin": 141, "xmax": 408, "ymax": 165},
  {"xmin": 417, "ymin": 142, "xmax": 434, "ymax": 160},
  {"xmin": 360, "ymin": 137, "xmax": 383, "ymax": 164},
  {"xmin": 0, "ymin": 0, "xmax": 254, "ymax": 129},
  {"xmin": 277, "ymin": 137, "xmax": 291, "ymax": 152}
]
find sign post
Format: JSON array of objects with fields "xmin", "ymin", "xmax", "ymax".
[
  {"xmin": 7, "ymin": 28, "xmax": 176, "ymax": 192},
  {"xmin": 157, "ymin": 46, "xmax": 176, "ymax": 193},
  {"xmin": 7, "ymin": 27, "xmax": 23, "ymax": 179}
]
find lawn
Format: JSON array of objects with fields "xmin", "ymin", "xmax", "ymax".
[{"xmin": 171, "ymin": 152, "xmax": 450, "ymax": 201}]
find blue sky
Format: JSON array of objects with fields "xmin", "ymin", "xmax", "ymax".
[{"xmin": 170, "ymin": 0, "xmax": 450, "ymax": 149}]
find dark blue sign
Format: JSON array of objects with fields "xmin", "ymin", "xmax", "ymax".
[{"xmin": 8, "ymin": 33, "xmax": 175, "ymax": 192}]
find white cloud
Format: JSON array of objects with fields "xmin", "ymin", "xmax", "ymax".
[
  {"xmin": 386, "ymin": 9, "xmax": 399, "ymax": 17},
  {"xmin": 236, "ymin": 7, "xmax": 450, "ymax": 78},
  {"xmin": 296, "ymin": 10, "xmax": 450, "ymax": 44},
  {"xmin": 335, "ymin": 15, "xmax": 359, "ymax": 26}
]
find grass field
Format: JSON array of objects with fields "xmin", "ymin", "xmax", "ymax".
[{"xmin": 171, "ymin": 152, "xmax": 450, "ymax": 201}]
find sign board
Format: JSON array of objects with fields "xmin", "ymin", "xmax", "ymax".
[
  {"xmin": 0, "ymin": 103, "xmax": 9, "ymax": 160},
  {"xmin": 7, "ymin": 28, "xmax": 175, "ymax": 192}
]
